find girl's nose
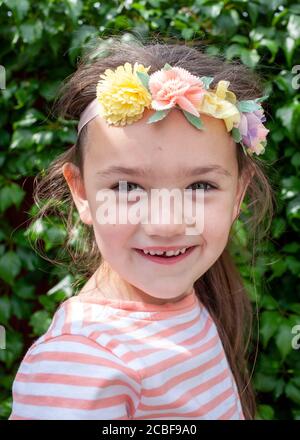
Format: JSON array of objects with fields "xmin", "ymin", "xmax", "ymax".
[{"xmin": 142, "ymin": 201, "xmax": 187, "ymax": 237}]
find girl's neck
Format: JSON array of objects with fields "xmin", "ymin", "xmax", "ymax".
[{"xmin": 78, "ymin": 264, "xmax": 193, "ymax": 305}]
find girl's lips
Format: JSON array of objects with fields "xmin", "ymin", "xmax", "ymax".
[{"xmin": 134, "ymin": 246, "xmax": 198, "ymax": 265}]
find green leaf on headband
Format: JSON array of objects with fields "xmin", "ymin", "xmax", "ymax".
[
  {"xmin": 136, "ymin": 71, "xmax": 150, "ymax": 91},
  {"xmin": 231, "ymin": 127, "xmax": 242, "ymax": 142},
  {"xmin": 163, "ymin": 63, "xmax": 172, "ymax": 70},
  {"xmin": 182, "ymin": 110, "xmax": 204, "ymax": 130},
  {"xmin": 255, "ymin": 95, "xmax": 269, "ymax": 103},
  {"xmin": 147, "ymin": 110, "xmax": 169, "ymax": 123},
  {"xmin": 199, "ymin": 76, "xmax": 214, "ymax": 89},
  {"xmin": 237, "ymin": 100, "xmax": 261, "ymax": 112}
]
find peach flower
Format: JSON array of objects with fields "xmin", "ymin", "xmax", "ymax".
[{"xmin": 148, "ymin": 66, "xmax": 206, "ymax": 117}]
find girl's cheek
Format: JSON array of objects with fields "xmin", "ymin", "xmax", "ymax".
[
  {"xmin": 202, "ymin": 196, "xmax": 234, "ymax": 237},
  {"xmin": 93, "ymin": 223, "xmax": 136, "ymax": 248}
]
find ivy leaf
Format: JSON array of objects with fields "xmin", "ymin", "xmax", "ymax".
[
  {"xmin": 0, "ymin": 252, "xmax": 22, "ymax": 285},
  {"xmin": 147, "ymin": 110, "xmax": 169, "ymax": 123},
  {"xmin": 19, "ymin": 19, "xmax": 43, "ymax": 44},
  {"xmin": 285, "ymin": 380, "xmax": 300, "ymax": 405},
  {"xmin": 4, "ymin": 0, "xmax": 30, "ymax": 21},
  {"xmin": 0, "ymin": 296, "xmax": 11, "ymax": 325},
  {"xmin": 240, "ymin": 48, "xmax": 260, "ymax": 68},
  {"xmin": 136, "ymin": 71, "xmax": 150, "ymax": 92},
  {"xmin": 275, "ymin": 322, "xmax": 293, "ymax": 360},
  {"xmin": 13, "ymin": 282, "xmax": 35, "ymax": 300},
  {"xmin": 29, "ymin": 310, "xmax": 52, "ymax": 336},
  {"xmin": 260, "ymin": 311, "xmax": 283, "ymax": 348},
  {"xmin": 0, "ymin": 183, "xmax": 25, "ymax": 213},
  {"xmin": 256, "ymin": 404, "xmax": 275, "ymax": 420},
  {"xmin": 182, "ymin": 110, "xmax": 204, "ymax": 130},
  {"xmin": 254, "ymin": 372, "xmax": 278, "ymax": 393}
]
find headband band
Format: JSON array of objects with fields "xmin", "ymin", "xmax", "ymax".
[
  {"xmin": 77, "ymin": 99, "xmax": 102, "ymax": 134},
  {"xmin": 77, "ymin": 62, "xmax": 269, "ymax": 156}
]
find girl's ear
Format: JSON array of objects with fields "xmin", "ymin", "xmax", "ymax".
[
  {"xmin": 62, "ymin": 162, "xmax": 93, "ymax": 225},
  {"xmin": 232, "ymin": 168, "xmax": 255, "ymax": 223}
]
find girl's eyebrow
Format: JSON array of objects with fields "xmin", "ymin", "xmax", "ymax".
[{"xmin": 96, "ymin": 165, "xmax": 232, "ymax": 178}]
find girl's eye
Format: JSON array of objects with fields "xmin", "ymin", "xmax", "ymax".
[
  {"xmin": 111, "ymin": 182, "xmax": 143, "ymax": 192},
  {"xmin": 110, "ymin": 181, "xmax": 216, "ymax": 192},
  {"xmin": 187, "ymin": 181, "xmax": 216, "ymax": 191}
]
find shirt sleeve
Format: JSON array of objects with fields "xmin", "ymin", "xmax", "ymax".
[{"xmin": 9, "ymin": 334, "xmax": 141, "ymax": 420}]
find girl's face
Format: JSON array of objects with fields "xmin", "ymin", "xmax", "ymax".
[{"xmin": 63, "ymin": 108, "xmax": 250, "ymax": 303}]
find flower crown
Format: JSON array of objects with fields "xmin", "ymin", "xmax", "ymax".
[{"xmin": 77, "ymin": 62, "xmax": 269, "ymax": 156}]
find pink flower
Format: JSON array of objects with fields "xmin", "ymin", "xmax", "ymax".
[{"xmin": 148, "ymin": 66, "xmax": 206, "ymax": 117}]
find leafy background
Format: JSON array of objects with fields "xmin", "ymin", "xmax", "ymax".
[{"xmin": 0, "ymin": 0, "xmax": 300, "ymax": 420}]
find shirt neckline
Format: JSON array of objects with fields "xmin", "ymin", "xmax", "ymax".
[{"xmin": 73, "ymin": 286, "xmax": 198, "ymax": 314}]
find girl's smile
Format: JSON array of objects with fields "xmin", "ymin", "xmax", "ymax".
[{"xmin": 133, "ymin": 245, "xmax": 199, "ymax": 265}]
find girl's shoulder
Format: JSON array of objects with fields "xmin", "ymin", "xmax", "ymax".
[
  {"xmin": 32, "ymin": 293, "xmax": 112, "ymax": 347},
  {"xmin": 9, "ymin": 295, "xmax": 142, "ymax": 419}
]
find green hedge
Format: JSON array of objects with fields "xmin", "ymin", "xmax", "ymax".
[{"xmin": 0, "ymin": 0, "xmax": 300, "ymax": 420}]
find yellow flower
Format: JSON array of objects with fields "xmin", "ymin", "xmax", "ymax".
[
  {"xmin": 96, "ymin": 62, "xmax": 152, "ymax": 126},
  {"xmin": 197, "ymin": 80, "xmax": 240, "ymax": 131}
]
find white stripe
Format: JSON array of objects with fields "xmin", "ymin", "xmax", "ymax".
[
  {"xmin": 104, "ymin": 314, "xmax": 208, "ymax": 359},
  {"xmin": 111, "ymin": 310, "xmax": 206, "ymax": 357},
  {"xmin": 136, "ymin": 381, "xmax": 235, "ymax": 418},
  {"xmin": 14, "ymin": 380, "xmax": 138, "ymax": 401},
  {"xmin": 29, "ymin": 339, "xmax": 109, "ymax": 358},
  {"xmin": 10, "ymin": 401, "xmax": 128, "ymax": 420},
  {"xmin": 141, "ymin": 364, "xmax": 230, "ymax": 405},
  {"xmin": 141, "ymin": 342, "xmax": 222, "ymax": 388},
  {"xmin": 201, "ymin": 392, "xmax": 240, "ymax": 420},
  {"xmin": 70, "ymin": 302, "xmax": 84, "ymax": 333},
  {"xmin": 132, "ymin": 313, "xmax": 208, "ymax": 352},
  {"xmin": 27, "ymin": 338, "xmax": 130, "ymax": 369},
  {"xmin": 82, "ymin": 305, "xmax": 202, "ymax": 345},
  {"xmin": 49, "ymin": 306, "xmax": 66, "ymax": 338},
  {"xmin": 127, "ymin": 323, "xmax": 218, "ymax": 375},
  {"xmin": 18, "ymin": 360, "xmax": 140, "ymax": 391}
]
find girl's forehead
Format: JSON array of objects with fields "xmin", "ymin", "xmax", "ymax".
[{"xmin": 85, "ymin": 108, "xmax": 237, "ymax": 169}]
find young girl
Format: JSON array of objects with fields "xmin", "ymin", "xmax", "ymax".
[{"xmin": 9, "ymin": 35, "xmax": 274, "ymax": 420}]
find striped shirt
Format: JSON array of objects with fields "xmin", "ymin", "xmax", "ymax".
[{"xmin": 9, "ymin": 288, "xmax": 244, "ymax": 420}]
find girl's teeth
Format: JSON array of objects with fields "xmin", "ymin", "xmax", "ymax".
[
  {"xmin": 142, "ymin": 247, "xmax": 188, "ymax": 256},
  {"xmin": 165, "ymin": 250, "xmax": 178, "ymax": 256}
]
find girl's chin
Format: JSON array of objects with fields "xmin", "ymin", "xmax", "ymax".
[
  {"xmin": 124, "ymin": 278, "xmax": 195, "ymax": 303},
  {"xmin": 129, "ymin": 289, "xmax": 191, "ymax": 304}
]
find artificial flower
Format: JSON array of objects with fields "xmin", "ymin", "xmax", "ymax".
[
  {"xmin": 237, "ymin": 109, "xmax": 269, "ymax": 155},
  {"xmin": 148, "ymin": 66, "xmax": 206, "ymax": 117},
  {"xmin": 96, "ymin": 62, "xmax": 152, "ymax": 126},
  {"xmin": 196, "ymin": 80, "xmax": 241, "ymax": 131},
  {"xmin": 90, "ymin": 62, "xmax": 269, "ymax": 156}
]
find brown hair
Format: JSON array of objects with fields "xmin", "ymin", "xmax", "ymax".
[{"xmin": 32, "ymin": 34, "xmax": 276, "ymax": 419}]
